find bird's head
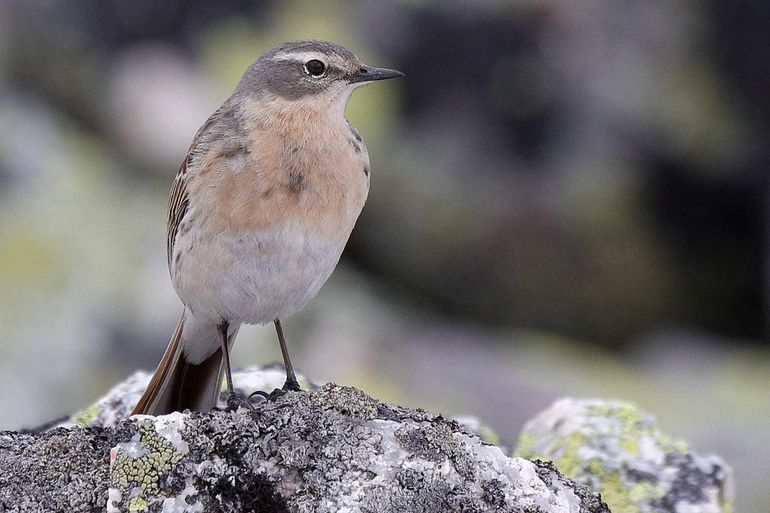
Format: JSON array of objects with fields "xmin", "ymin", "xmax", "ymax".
[{"xmin": 236, "ymin": 40, "xmax": 403, "ymax": 116}]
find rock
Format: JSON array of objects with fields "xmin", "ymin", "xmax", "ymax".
[
  {"xmin": 0, "ymin": 371, "xmax": 608, "ymax": 513},
  {"xmin": 0, "ymin": 425, "xmax": 124, "ymax": 512},
  {"xmin": 515, "ymin": 398, "xmax": 734, "ymax": 513},
  {"xmin": 451, "ymin": 414, "xmax": 507, "ymax": 452}
]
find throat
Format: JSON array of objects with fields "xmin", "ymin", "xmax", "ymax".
[{"xmin": 246, "ymin": 94, "xmax": 350, "ymax": 140}]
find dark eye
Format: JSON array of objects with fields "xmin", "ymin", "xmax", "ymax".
[{"xmin": 304, "ymin": 59, "xmax": 326, "ymax": 77}]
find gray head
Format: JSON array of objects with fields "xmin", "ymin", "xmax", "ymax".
[{"xmin": 235, "ymin": 40, "xmax": 403, "ymax": 101}]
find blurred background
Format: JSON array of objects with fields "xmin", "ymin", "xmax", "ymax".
[{"xmin": 0, "ymin": 0, "xmax": 767, "ymax": 510}]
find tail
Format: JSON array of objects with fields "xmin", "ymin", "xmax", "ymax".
[{"xmin": 131, "ymin": 313, "xmax": 227, "ymax": 415}]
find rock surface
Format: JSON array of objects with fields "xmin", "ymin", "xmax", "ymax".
[
  {"xmin": 0, "ymin": 424, "xmax": 124, "ymax": 512},
  {"xmin": 0, "ymin": 373, "xmax": 608, "ymax": 513},
  {"xmin": 515, "ymin": 398, "xmax": 734, "ymax": 513}
]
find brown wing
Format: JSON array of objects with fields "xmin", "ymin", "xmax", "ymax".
[
  {"xmin": 167, "ymin": 155, "xmax": 191, "ymax": 271},
  {"xmin": 166, "ymin": 104, "xmax": 237, "ymax": 272}
]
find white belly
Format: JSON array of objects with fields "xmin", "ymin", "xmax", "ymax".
[{"xmin": 172, "ymin": 220, "xmax": 347, "ymax": 327}]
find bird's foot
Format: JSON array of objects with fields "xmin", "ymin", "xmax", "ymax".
[
  {"xmin": 248, "ymin": 379, "xmax": 302, "ymax": 402},
  {"xmin": 224, "ymin": 391, "xmax": 258, "ymax": 412}
]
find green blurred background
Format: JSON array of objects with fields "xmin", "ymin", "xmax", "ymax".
[{"xmin": 0, "ymin": 1, "xmax": 768, "ymax": 510}]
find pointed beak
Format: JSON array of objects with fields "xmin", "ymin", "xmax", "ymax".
[{"xmin": 348, "ymin": 64, "xmax": 404, "ymax": 84}]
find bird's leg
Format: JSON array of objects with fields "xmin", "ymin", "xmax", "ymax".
[
  {"xmin": 218, "ymin": 321, "xmax": 234, "ymax": 395},
  {"xmin": 218, "ymin": 321, "xmax": 254, "ymax": 411},
  {"xmin": 249, "ymin": 319, "xmax": 301, "ymax": 402},
  {"xmin": 274, "ymin": 319, "xmax": 301, "ymax": 392}
]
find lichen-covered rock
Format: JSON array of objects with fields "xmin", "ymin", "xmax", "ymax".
[
  {"xmin": 0, "ymin": 425, "xmax": 128, "ymax": 512},
  {"xmin": 1, "ymin": 380, "xmax": 608, "ymax": 513},
  {"xmin": 109, "ymin": 413, "xmax": 189, "ymax": 510},
  {"xmin": 67, "ymin": 367, "xmax": 501, "ymax": 452},
  {"xmin": 106, "ymin": 385, "xmax": 607, "ymax": 512},
  {"xmin": 515, "ymin": 398, "xmax": 733, "ymax": 513}
]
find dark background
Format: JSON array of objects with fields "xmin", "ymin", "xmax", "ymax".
[{"xmin": 0, "ymin": 1, "xmax": 767, "ymax": 511}]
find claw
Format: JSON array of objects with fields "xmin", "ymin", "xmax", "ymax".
[
  {"xmin": 247, "ymin": 384, "xmax": 299, "ymax": 403},
  {"xmin": 225, "ymin": 392, "xmax": 258, "ymax": 413}
]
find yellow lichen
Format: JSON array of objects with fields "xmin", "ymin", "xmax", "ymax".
[
  {"xmin": 110, "ymin": 419, "xmax": 187, "ymax": 508},
  {"xmin": 69, "ymin": 404, "xmax": 102, "ymax": 427},
  {"xmin": 514, "ymin": 431, "xmax": 536, "ymax": 457},
  {"xmin": 597, "ymin": 471, "xmax": 642, "ymax": 513}
]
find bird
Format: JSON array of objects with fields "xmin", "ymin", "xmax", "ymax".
[{"xmin": 131, "ymin": 40, "xmax": 403, "ymax": 416}]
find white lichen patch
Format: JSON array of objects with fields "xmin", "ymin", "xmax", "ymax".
[
  {"xmin": 106, "ymin": 487, "xmax": 122, "ymax": 513},
  {"xmin": 161, "ymin": 483, "xmax": 203, "ymax": 513},
  {"xmin": 468, "ymin": 435, "xmax": 578, "ymax": 512},
  {"xmin": 152, "ymin": 411, "xmax": 190, "ymax": 454},
  {"xmin": 116, "ymin": 431, "xmax": 147, "ymax": 459}
]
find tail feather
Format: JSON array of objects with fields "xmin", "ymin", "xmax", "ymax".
[{"xmin": 131, "ymin": 313, "xmax": 229, "ymax": 415}]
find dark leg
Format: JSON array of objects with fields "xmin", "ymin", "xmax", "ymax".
[
  {"xmin": 218, "ymin": 321, "xmax": 254, "ymax": 411},
  {"xmin": 248, "ymin": 319, "xmax": 301, "ymax": 402},
  {"xmin": 274, "ymin": 319, "xmax": 301, "ymax": 391},
  {"xmin": 218, "ymin": 321, "xmax": 235, "ymax": 395}
]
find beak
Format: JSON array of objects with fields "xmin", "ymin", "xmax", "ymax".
[{"xmin": 348, "ymin": 64, "xmax": 404, "ymax": 84}]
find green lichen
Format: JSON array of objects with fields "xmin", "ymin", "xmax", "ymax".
[
  {"xmin": 587, "ymin": 459, "xmax": 604, "ymax": 476},
  {"xmin": 619, "ymin": 436, "xmax": 639, "ymax": 456},
  {"xmin": 552, "ymin": 432, "xmax": 589, "ymax": 478},
  {"xmin": 128, "ymin": 497, "xmax": 148, "ymax": 512},
  {"xmin": 587, "ymin": 402, "xmax": 646, "ymax": 432},
  {"xmin": 628, "ymin": 482, "xmax": 665, "ymax": 504},
  {"xmin": 110, "ymin": 419, "xmax": 187, "ymax": 504},
  {"xmin": 721, "ymin": 493, "xmax": 734, "ymax": 513},
  {"xmin": 588, "ymin": 403, "xmax": 691, "ymax": 458},
  {"xmin": 69, "ymin": 403, "xmax": 102, "ymax": 427},
  {"xmin": 594, "ymin": 472, "xmax": 666, "ymax": 513},
  {"xmin": 476, "ymin": 423, "xmax": 500, "ymax": 447},
  {"xmin": 598, "ymin": 471, "xmax": 642, "ymax": 513},
  {"xmin": 517, "ymin": 430, "xmax": 588, "ymax": 479},
  {"xmin": 670, "ymin": 438, "xmax": 690, "ymax": 455},
  {"xmin": 514, "ymin": 431, "xmax": 536, "ymax": 457}
]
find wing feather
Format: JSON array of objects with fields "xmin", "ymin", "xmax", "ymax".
[
  {"xmin": 167, "ymin": 156, "xmax": 191, "ymax": 271},
  {"xmin": 166, "ymin": 103, "xmax": 248, "ymax": 272}
]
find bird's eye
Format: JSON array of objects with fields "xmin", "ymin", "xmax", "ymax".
[{"xmin": 304, "ymin": 59, "xmax": 326, "ymax": 77}]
